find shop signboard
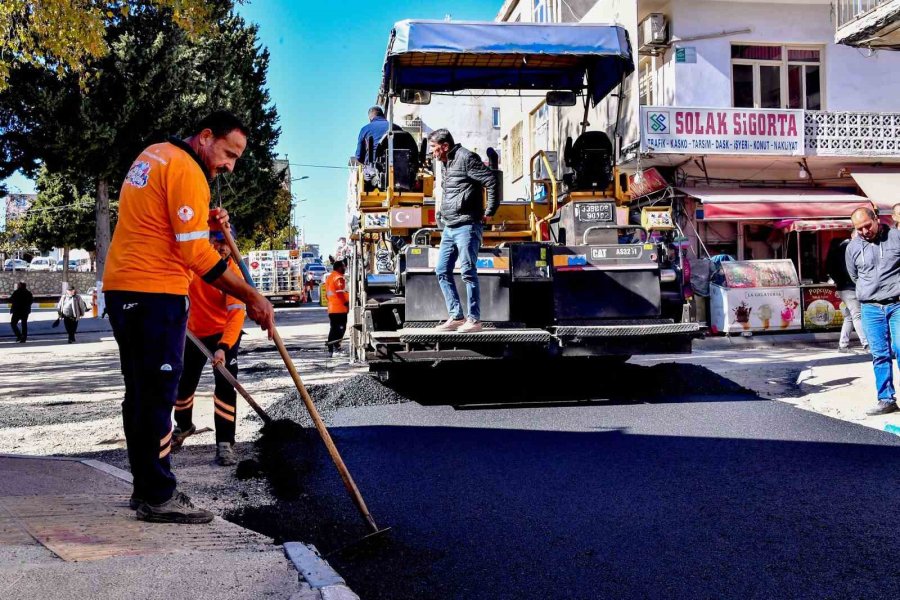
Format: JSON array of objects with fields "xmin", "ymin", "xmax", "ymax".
[
  {"xmin": 801, "ymin": 285, "xmax": 844, "ymax": 330},
  {"xmin": 641, "ymin": 107, "xmax": 805, "ymax": 156}
]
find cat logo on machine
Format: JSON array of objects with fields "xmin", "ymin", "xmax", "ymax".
[{"xmin": 590, "ymin": 247, "xmax": 608, "ymax": 259}]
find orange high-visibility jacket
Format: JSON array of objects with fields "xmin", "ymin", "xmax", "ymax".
[
  {"xmin": 188, "ymin": 258, "xmax": 246, "ymax": 349},
  {"xmin": 324, "ymin": 270, "xmax": 349, "ymax": 314},
  {"xmin": 104, "ymin": 140, "xmax": 225, "ymax": 295}
]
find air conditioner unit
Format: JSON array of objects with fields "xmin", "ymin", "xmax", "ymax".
[{"xmin": 638, "ymin": 13, "xmax": 668, "ymax": 54}]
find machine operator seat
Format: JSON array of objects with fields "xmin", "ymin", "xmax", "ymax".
[
  {"xmin": 563, "ymin": 131, "xmax": 614, "ymax": 192},
  {"xmin": 372, "ymin": 129, "xmax": 422, "ymax": 192}
]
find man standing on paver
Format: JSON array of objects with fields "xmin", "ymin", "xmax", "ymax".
[
  {"xmin": 9, "ymin": 281, "xmax": 33, "ymax": 343},
  {"xmin": 103, "ymin": 111, "xmax": 274, "ymax": 524},
  {"xmin": 429, "ymin": 128, "xmax": 499, "ymax": 333},
  {"xmin": 847, "ymin": 207, "xmax": 900, "ymax": 416},
  {"xmin": 171, "ymin": 226, "xmax": 245, "ymax": 466}
]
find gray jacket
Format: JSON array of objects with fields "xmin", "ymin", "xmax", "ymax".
[
  {"xmin": 846, "ymin": 224, "xmax": 900, "ymax": 302},
  {"xmin": 437, "ymin": 145, "xmax": 499, "ymax": 228}
]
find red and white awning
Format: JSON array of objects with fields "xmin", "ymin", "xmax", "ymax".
[
  {"xmin": 775, "ymin": 219, "xmax": 853, "ymax": 232},
  {"xmin": 680, "ymin": 187, "xmax": 879, "ymax": 221}
]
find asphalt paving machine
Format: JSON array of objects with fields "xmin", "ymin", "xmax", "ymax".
[{"xmin": 348, "ymin": 20, "xmax": 701, "ymax": 369}]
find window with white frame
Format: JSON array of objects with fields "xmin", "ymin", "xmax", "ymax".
[
  {"xmin": 530, "ymin": 102, "xmax": 549, "ymax": 154},
  {"xmin": 731, "ymin": 44, "xmax": 822, "ymax": 110},
  {"xmin": 638, "ymin": 57, "xmax": 655, "ymax": 106},
  {"xmin": 492, "ymin": 107, "xmax": 501, "ymax": 129},
  {"xmin": 533, "ymin": 0, "xmax": 552, "ymax": 23}
]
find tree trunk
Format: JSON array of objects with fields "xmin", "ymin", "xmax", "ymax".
[
  {"xmin": 95, "ymin": 178, "xmax": 111, "ymax": 315},
  {"xmin": 95, "ymin": 178, "xmax": 111, "ymax": 280},
  {"xmin": 62, "ymin": 246, "xmax": 70, "ymax": 287}
]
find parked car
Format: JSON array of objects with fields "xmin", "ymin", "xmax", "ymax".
[
  {"xmin": 3, "ymin": 258, "xmax": 29, "ymax": 271},
  {"xmin": 302, "ymin": 263, "xmax": 328, "ymax": 284},
  {"xmin": 29, "ymin": 257, "xmax": 58, "ymax": 271}
]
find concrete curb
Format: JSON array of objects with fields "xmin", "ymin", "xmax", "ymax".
[
  {"xmin": 284, "ymin": 542, "xmax": 360, "ymax": 600},
  {"xmin": 697, "ymin": 331, "xmax": 841, "ymax": 350}
]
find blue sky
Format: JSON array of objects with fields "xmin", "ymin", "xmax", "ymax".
[{"xmin": 1, "ymin": 0, "xmax": 499, "ymax": 250}]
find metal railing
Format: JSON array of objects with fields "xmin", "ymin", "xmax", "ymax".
[
  {"xmin": 835, "ymin": 0, "xmax": 892, "ymax": 29},
  {"xmin": 805, "ymin": 110, "xmax": 900, "ymax": 156}
]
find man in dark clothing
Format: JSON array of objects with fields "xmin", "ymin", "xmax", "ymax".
[
  {"xmin": 9, "ymin": 281, "xmax": 33, "ymax": 343},
  {"xmin": 846, "ymin": 207, "xmax": 900, "ymax": 416},
  {"xmin": 826, "ymin": 237, "xmax": 868, "ymax": 353},
  {"xmin": 355, "ymin": 106, "xmax": 390, "ymax": 164},
  {"xmin": 429, "ymin": 128, "xmax": 499, "ymax": 333}
]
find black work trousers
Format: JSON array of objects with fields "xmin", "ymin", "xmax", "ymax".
[
  {"xmin": 10, "ymin": 312, "xmax": 28, "ymax": 341},
  {"xmin": 63, "ymin": 317, "xmax": 79, "ymax": 342},
  {"xmin": 175, "ymin": 332, "xmax": 240, "ymax": 444},
  {"xmin": 106, "ymin": 291, "xmax": 187, "ymax": 505},
  {"xmin": 327, "ymin": 312, "xmax": 348, "ymax": 350}
]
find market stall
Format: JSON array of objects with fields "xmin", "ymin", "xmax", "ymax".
[
  {"xmin": 709, "ymin": 259, "xmax": 801, "ymax": 334},
  {"xmin": 778, "ymin": 219, "xmax": 853, "ymax": 331}
]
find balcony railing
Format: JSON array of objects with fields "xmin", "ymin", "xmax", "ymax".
[
  {"xmin": 835, "ymin": 0, "xmax": 892, "ymax": 29},
  {"xmin": 805, "ymin": 110, "xmax": 900, "ymax": 156}
]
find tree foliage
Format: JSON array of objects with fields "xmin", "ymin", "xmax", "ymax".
[
  {"xmin": 0, "ymin": 0, "xmax": 284, "ymax": 268},
  {"xmin": 19, "ymin": 167, "xmax": 100, "ymax": 253},
  {"xmin": 0, "ymin": 0, "xmax": 225, "ymax": 91}
]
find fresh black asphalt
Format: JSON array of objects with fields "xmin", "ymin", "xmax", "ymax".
[{"xmin": 232, "ymin": 365, "xmax": 900, "ymax": 600}]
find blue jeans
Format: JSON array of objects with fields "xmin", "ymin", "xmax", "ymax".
[
  {"xmin": 436, "ymin": 223, "xmax": 482, "ymax": 320},
  {"xmin": 859, "ymin": 301, "xmax": 900, "ymax": 402}
]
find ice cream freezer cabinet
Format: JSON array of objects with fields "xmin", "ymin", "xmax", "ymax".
[{"xmin": 707, "ymin": 259, "xmax": 802, "ymax": 334}]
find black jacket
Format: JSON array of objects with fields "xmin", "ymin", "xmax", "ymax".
[
  {"xmin": 438, "ymin": 145, "xmax": 499, "ymax": 228},
  {"xmin": 10, "ymin": 287, "xmax": 33, "ymax": 315}
]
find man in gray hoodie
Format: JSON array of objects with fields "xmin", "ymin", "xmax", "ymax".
[
  {"xmin": 428, "ymin": 129, "xmax": 499, "ymax": 333},
  {"xmin": 846, "ymin": 207, "xmax": 900, "ymax": 415}
]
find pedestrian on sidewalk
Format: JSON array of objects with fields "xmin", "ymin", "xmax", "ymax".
[
  {"xmin": 172, "ymin": 226, "xmax": 245, "ymax": 467},
  {"xmin": 826, "ymin": 237, "xmax": 868, "ymax": 353},
  {"xmin": 892, "ymin": 203, "xmax": 900, "ymax": 228},
  {"xmin": 429, "ymin": 128, "xmax": 499, "ymax": 333},
  {"xmin": 847, "ymin": 207, "xmax": 900, "ymax": 416},
  {"xmin": 56, "ymin": 285, "xmax": 88, "ymax": 343},
  {"xmin": 9, "ymin": 281, "xmax": 33, "ymax": 343},
  {"xmin": 325, "ymin": 259, "xmax": 349, "ymax": 357},
  {"xmin": 103, "ymin": 111, "xmax": 274, "ymax": 525}
]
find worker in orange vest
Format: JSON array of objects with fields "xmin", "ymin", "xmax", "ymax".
[
  {"xmin": 172, "ymin": 226, "xmax": 245, "ymax": 467},
  {"xmin": 324, "ymin": 260, "xmax": 350, "ymax": 357}
]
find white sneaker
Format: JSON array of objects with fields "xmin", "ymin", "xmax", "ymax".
[
  {"xmin": 435, "ymin": 318, "xmax": 466, "ymax": 331},
  {"xmin": 457, "ymin": 319, "xmax": 483, "ymax": 333}
]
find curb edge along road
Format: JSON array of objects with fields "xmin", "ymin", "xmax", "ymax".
[{"xmin": 0, "ymin": 454, "xmax": 359, "ymax": 600}]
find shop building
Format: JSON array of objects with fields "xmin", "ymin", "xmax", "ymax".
[{"xmin": 495, "ymin": 0, "xmax": 900, "ymax": 332}]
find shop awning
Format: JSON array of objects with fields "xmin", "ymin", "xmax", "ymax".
[
  {"xmin": 775, "ymin": 219, "xmax": 853, "ymax": 232},
  {"xmin": 679, "ymin": 187, "xmax": 873, "ymax": 221},
  {"xmin": 851, "ymin": 169, "xmax": 900, "ymax": 209}
]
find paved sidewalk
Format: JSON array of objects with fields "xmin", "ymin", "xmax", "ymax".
[{"xmin": 0, "ymin": 454, "xmax": 319, "ymax": 600}]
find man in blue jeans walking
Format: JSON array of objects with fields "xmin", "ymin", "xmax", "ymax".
[
  {"xmin": 428, "ymin": 129, "xmax": 499, "ymax": 333},
  {"xmin": 847, "ymin": 207, "xmax": 900, "ymax": 416}
]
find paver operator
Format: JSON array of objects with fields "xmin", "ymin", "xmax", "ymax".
[
  {"xmin": 847, "ymin": 206, "xmax": 900, "ymax": 416},
  {"xmin": 103, "ymin": 111, "xmax": 274, "ymax": 525},
  {"xmin": 171, "ymin": 226, "xmax": 246, "ymax": 467}
]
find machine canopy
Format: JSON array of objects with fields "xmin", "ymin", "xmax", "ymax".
[{"xmin": 382, "ymin": 20, "xmax": 635, "ymax": 105}]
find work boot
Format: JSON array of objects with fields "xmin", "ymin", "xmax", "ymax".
[
  {"xmin": 136, "ymin": 491, "xmax": 214, "ymax": 524},
  {"xmin": 866, "ymin": 401, "xmax": 899, "ymax": 416},
  {"xmin": 435, "ymin": 318, "xmax": 465, "ymax": 331},
  {"xmin": 171, "ymin": 424, "xmax": 196, "ymax": 450},
  {"xmin": 215, "ymin": 442, "xmax": 237, "ymax": 466},
  {"xmin": 457, "ymin": 318, "xmax": 483, "ymax": 333},
  {"xmin": 129, "ymin": 493, "xmax": 143, "ymax": 510}
]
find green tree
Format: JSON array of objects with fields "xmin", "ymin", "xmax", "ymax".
[
  {"xmin": 0, "ymin": 0, "xmax": 225, "ymax": 91},
  {"xmin": 0, "ymin": 0, "xmax": 285, "ymax": 284},
  {"xmin": 19, "ymin": 167, "xmax": 100, "ymax": 280}
]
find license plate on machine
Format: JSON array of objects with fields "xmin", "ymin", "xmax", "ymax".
[{"xmin": 269, "ymin": 296, "xmax": 284, "ymax": 302}]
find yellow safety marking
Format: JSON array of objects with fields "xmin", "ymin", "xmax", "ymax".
[
  {"xmin": 214, "ymin": 407, "xmax": 235, "ymax": 422},
  {"xmin": 213, "ymin": 396, "xmax": 235, "ymax": 414},
  {"xmin": 552, "ymin": 256, "xmax": 570, "ymax": 267}
]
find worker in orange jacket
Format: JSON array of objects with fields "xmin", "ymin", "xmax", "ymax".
[
  {"xmin": 104, "ymin": 111, "xmax": 274, "ymax": 525},
  {"xmin": 325, "ymin": 260, "xmax": 350, "ymax": 357},
  {"xmin": 172, "ymin": 226, "xmax": 246, "ymax": 466}
]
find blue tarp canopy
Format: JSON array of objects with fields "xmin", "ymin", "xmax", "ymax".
[{"xmin": 382, "ymin": 20, "xmax": 634, "ymax": 105}]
